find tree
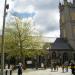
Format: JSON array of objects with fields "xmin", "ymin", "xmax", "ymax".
[
  {"xmin": 4, "ymin": 17, "xmax": 46, "ymax": 65},
  {"xmin": 4, "ymin": 17, "xmax": 32, "ymax": 64}
]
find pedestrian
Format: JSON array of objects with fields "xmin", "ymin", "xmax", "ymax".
[
  {"xmin": 18, "ymin": 63, "xmax": 23, "ymax": 75},
  {"xmin": 62, "ymin": 64, "xmax": 64, "ymax": 73},
  {"xmin": 65, "ymin": 61, "xmax": 68, "ymax": 72},
  {"xmin": 56, "ymin": 63, "xmax": 59, "ymax": 71},
  {"xmin": 51, "ymin": 64, "xmax": 53, "ymax": 72},
  {"xmin": 53, "ymin": 63, "xmax": 56, "ymax": 71},
  {"xmin": 5, "ymin": 64, "xmax": 8, "ymax": 75},
  {"xmin": 71, "ymin": 62, "xmax": 75, "ymax": 75},
  {"xmin": 10, "ymin": 65, "xmax": 13, "ymax": 75},
  {"xmin": 41, "ymin": 63, "xmax": 44, "ymax": 69}
]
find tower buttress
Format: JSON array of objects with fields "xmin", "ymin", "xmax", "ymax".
[{"xmin": 64, "ymin": 0, "xmax": 68, "ymax": 6}]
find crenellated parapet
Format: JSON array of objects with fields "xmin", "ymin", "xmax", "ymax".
[{"xmin": 59, "ymin": 3, "xmax": 64, "ymax": 12}]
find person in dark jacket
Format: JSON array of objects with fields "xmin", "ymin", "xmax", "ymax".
[
  {"xmin": 71, "ymin": 62, "xmax": 75, "ymax": 75},
  {"xmin": 18, "ymin": 63, "xmax": 23, "ymax": 75},
  {"xmin": 53, "ymin": 63, "xmax": 56, "ymax": 71}
]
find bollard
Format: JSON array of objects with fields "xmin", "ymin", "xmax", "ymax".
[
  {"xmin": 5, "ymin": 64, "xmax": 8, "ymax": 75},
  {"xmin": 5, "ymin": 69, "xmax": 12, "ymax": 75},
  {"xmin": 10, "ymin": 69, "xmax": 12, "ymax": 75},
  {"xmin": 9, "ymin": 65, "xmax": 13, "ymax": 75},
  {"xmin": 5, "ymin": 69, "xmax": 8, "ymax": 75}
]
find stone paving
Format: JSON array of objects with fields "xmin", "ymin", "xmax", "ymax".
[{"xmin": 12, "ymin": 68, "xmax": 72, "ymax": 75}]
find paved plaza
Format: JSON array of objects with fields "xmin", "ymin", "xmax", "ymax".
[{"xmin": 12, "ymin": 68, "xmax": 72, "ymax": 75}]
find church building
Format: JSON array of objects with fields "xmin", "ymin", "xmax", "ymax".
[{"xmin": 50, "ymin": 0, "xmax": 75, "ymax": 64}]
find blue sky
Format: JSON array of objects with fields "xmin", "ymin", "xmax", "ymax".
[{"xmin": 0, "ymin": 0, "xmax": 73, "ymax": 38}]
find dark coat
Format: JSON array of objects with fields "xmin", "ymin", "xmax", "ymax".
[
  {"xmin": 71, "ymin": 63, "xmax": 75, "ymax": 75},
  {"xmin": 18, "ymin": 66, "xmax": 22, "ymax": 75}
]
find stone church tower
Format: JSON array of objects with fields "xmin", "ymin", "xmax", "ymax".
[
  {"xmin": 49, "ymin": 0, "xmax": 75, "ymax": 64},
  {"xmin": 59, "ymin": 0, "xmax": 75, "ymax": 50}
]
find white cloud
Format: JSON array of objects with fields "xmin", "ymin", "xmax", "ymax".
[
  {"xmin": 13, "ymin": 0, "xmax": 33, "ymax": 13},
  {"xmin": 0, "ymin": 0, "xmax": 5, "ymax": 30},
  {"xmin": 34, "ymin": 9, "xmax": 60, "ymax": 33},
  {"xmin": 24, "ymin": 5, "xmax": 35, "ymax": 13},
  {"xmin": 0, "ymin": 0, "xmax": 15, "ymax": 31},
  {"xmin": 43, "ymin": 30, "xmax": 60, "ymax": 37},
  {"xmin": 0, "ymin": 0, "xmax": 60, "ymax": 40}
]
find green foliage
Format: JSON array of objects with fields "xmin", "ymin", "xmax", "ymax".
[{"xmin": 2, "ymin": 17, "xmax": 47, "ymax": 59}]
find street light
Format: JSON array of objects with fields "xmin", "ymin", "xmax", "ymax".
[
  {"xmin": 1, "ymin": 0, "xmax": 9, "ymax": 75},
  {"xmin": 46, "ymin": 47, "xmax": 50, "ymax": 59}
]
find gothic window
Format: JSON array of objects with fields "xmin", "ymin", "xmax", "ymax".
[
  {"xmin": 61, "ymin": 15, "xmax": 64, "ymax": 23},
  {"xmin": 63, "ymin": 52, "xmax": 68, "ymax": 63},
  {"xmin": 73, "ymin": 26, "xmax": 75, "ymax": 37},
  {"xmin": 63, "ymin": 29, "xmax": 66, "ymax": 38},
  {"xmin": 52, "ymin": 51, "xmax": 56, "ymax": 59},
  {"xmin": 73, "ymin": 53, "xmax": 75, "ymax": 61},
  {"xmin": 71, "ymin": 12, "xmax": 75, "ymax": 21}
]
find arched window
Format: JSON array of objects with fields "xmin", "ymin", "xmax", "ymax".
[
  {"xmin": 73, "ymin": 53, "xmax": 75, "ymax": 61},
  {"xmin": 63, "ymin": 52, "xmax": 68, "ymax": 63},
  {"xmin": 52, "ymin": 51, "xmax": 56, "ymax": 59}
]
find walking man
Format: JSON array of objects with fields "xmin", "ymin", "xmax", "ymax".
[
  {"xmin": 71, "ymin": 62, "xmax": 75, "ymax": 75},
  {"xmin": 18, "ymin": 63, "xmax": 23, "ymax": 75}
]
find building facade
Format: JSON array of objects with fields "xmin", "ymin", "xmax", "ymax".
[
  {"xmin": 59, "ymin": 0, "xmax": 75, "ymax": 50},
  {"xmin": 49, "ymin": 0, "xmax": 75, "ymax": 65}
]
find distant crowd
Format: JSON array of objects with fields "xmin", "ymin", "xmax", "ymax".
[
  {"xmin": 50, "ymin": 60, "xmax": 75, "ymax": 75},
  {"xmin": 4, "ymin": 60, "xmax": 75, "ymax": 75}
]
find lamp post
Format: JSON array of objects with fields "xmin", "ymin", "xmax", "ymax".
[
  {"xmin": 46, "ymin": 47, "xmax": 50, "ymax": 60},
  {"xmin": 1, "ymin": 0, "xmax": 9, "ymax": 75}
]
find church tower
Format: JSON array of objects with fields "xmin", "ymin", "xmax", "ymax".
[
  {"xmin": 59, "ymin": 0, "xmax": 68, "ymax": 38},
  {"xmin": 59, "ymin": 0, "xmax": 75, "ymax": 50},
  {"xmin": 64, "ymin": 0, "xmax": 67, "ymax": 5}
]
